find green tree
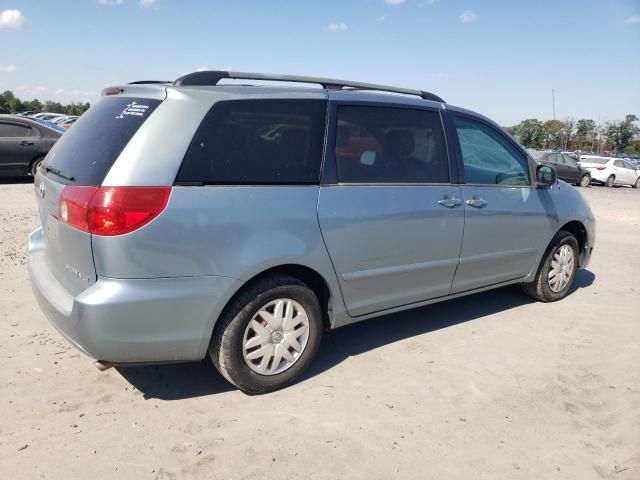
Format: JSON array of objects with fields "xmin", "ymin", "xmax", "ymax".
[
  {"xmin": 576, "ymin": 119, "xmax": 596, "ymax": 137},
  {"xmin": 0, "ymin": 90, "xmax": 90, "ymax": 115},
  {"xmin": 542, "ymin": 120, "xmax": 566, "ymax": 149},
  {"xmin": 605, "ymin": 114, "xmax": 639, "ymax": 152},
  {"xmin": 508, "ymin": 118, "xmax": 545, "ymax": 149}
]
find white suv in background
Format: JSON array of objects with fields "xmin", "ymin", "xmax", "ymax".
[{"xmin": 579, "ymin": 156, "xmax": 640, "ymax": 188}]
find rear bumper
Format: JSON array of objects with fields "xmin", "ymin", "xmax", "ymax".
[
  {"xmin": 28, "ymin": 227, "xmax": 241, "ymax": 363},
  {"xmin": 587, "ymin": 169, "xmax": 609, "ymax": 183}
]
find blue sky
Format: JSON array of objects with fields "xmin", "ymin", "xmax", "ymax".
[{"xmin": 1, "ymin": 0, "xmax": 639, "ymax": 125}]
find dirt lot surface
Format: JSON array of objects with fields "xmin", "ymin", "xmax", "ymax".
[{"xmin": 1, "ymin": 180, "xmax": 638, "ymax": 480}]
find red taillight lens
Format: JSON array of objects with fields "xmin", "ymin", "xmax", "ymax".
[
  {"xmin": 595, "ymin": 166, "xmax": 606, "ymax": 170},
  {"xmin": 58, "ymin": 186, "xmax": 171, "ymax": 236},
  {"xmin": 58, "ymin": 186, "xmax": 98, "ymax": 232}
]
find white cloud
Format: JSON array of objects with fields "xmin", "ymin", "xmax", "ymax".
[
  {"xmin": 327, "ymin": 23, "xmax": 348, "ymax": 32},
  {"xmin": 0, "ymin": 64, "xmax": 17, "ymax": 73},
  {"xmin": 419, "ymin": 0, "xmax": 436, "ymax": 6},
  {"xmin": 98, "ymin": 0, "xmax": 124, "ymax": 5},
  {"xmin": 0, "ymin": 9, "xmax": 25, "ymax": 29},
  {"xmin": 139, "ymin": 0, "xmax": 157, "ymax": 8},
  {"xmin": 625, "ymin": 15, "xmax": 640, "ymax": 24},
  {"xmin": 385, "ymin": 0, "xmax": 405, "ymax": 5},
  {"xmin": 376, "ymin": 15, "xmax": 386, "ymax": 24},
  {"xmin": 459, "ymin": 10, "xmax": 478, "ymax": 24}
]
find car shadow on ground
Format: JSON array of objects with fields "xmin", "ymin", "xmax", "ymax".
[
  {"xmin": 117, "ymin": 269, "xmax": 595, "ymax": 400},
  {"xmin": 0, "ymin": 176, "xmax": 33, "ymax": 185}
]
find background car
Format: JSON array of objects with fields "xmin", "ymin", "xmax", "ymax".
[
  {"xmin": 579, "ymin": 155, "xmax": 640, "ymax": 188},
  {"xmin": 528, "ymin": 150, "xmax": 591, "ymax": 187},
  {"xmin": 60, "ymin": 117, "xmax": 78, "ymax": 129},
  {"xmin": 0, "ymin": 114, "xmax": 62, "ymax": 177}
]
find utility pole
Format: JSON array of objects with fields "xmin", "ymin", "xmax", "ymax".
[{"xmin": 552, "ymin": 89, "xmax": 556, "ymax": 121}]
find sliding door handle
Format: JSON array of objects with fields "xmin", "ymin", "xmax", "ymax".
[
  {"xmin": 437, "ymin": 197, "xmax": 463, "ymax": 208},
  {"xmin": 465, "ymin": 198, "xmax": 488, "ymax": 208}
]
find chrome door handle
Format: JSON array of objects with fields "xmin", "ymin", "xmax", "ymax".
[
  {"xmin": 437, "ymin": 197, "xmax": 463, "ymax": 208},
  {"xmin": 20, "ymin": 141, "xmax": 34, "ymax": 146},
  {"xmin": 465, "ymin": 198, "xmax": 488, "ymax": 208}
]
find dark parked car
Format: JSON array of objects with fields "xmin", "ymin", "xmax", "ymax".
[
  {"xmin": 528, "ymin": 150, "xmax": 591, "ymax": 187},
  {"xmin": 0, "ymin": 114, "xmax": 62, "ymax": 177}
]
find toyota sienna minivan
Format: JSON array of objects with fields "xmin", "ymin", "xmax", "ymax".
[{"xmin": 28, "ymin": 71, "xmax": 595, "ymax": 394}]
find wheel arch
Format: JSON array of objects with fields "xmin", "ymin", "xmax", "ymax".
[
  {"xmin": 217, "ymin": 264, "xmax": 335, "ymax": 333},
  {"xmin": 558, "ymin": 220, "xmax": 589, "ymax": 267},
  {"xmin": 28, "ymin": 154, "xmax": 46, "ymax": 176}
]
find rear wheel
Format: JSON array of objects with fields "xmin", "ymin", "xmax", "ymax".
[
  {"xmin": 522, "ymin": 230, "xmax": 579, "ymax": 302},
  {"xmin": 209, "ymin": 274, "xmax": 323, "ymax": 394},
  {"xmin": 579, "ymin": 174, "xmax": 591, "ymax": 187},
  {"xmin": 30, "ymin": 156, "xmax": 45, "ymax": 177},
  {"xmin": 605, "ymin": 175, "xmax": 615, "ymax": 187}
]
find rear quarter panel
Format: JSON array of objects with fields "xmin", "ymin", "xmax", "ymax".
[{"xmin": 91, "ymin": 186, "xmax": 347, "ymax": 321}]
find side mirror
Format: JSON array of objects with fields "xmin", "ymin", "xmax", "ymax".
[{"xmin": 536, "ymin": 164, "xmax": 557, "ymax": 188}]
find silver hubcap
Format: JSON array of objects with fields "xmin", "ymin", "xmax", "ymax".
[
  {"xmin": 548, "ymin": 244, "xmax": 575, "ymax": 292},
  {"xmin": 581, "ymin": 176, "xmax": 589, "ymax": 186},
  {"xmin": 242, "ymin": 298, "xmax": 310, "ymax": 375}
]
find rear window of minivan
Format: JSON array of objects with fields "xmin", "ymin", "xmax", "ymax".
[
  {"xmin": 44, "ymin": 97, "xmax": 162, "ymax": 185},
  {"xmin": 176, "ymin": 99, "xmax": 327, "ymax": 185}
]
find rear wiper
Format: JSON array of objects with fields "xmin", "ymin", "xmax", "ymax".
[{"xmin": 43, "ymin": 165, "xmax": 75, "ymax": 182}]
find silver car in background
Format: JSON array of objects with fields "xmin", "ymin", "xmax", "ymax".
[{"xmin": 28, "ymin": 71, "xmax": 595, "ymax": 394}]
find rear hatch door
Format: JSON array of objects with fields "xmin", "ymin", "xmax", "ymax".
[{"xmin": 35, "ymin": 93, "xmax": 164, "ymax": 296}]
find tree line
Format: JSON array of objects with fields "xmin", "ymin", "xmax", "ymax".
[
  {"xmin": 0, "ymin": 90, "xmax": 91, "ymax": 116},
  {"xmin": 506, "ymin": 114, "xmax": 640, "ymax": 154}
]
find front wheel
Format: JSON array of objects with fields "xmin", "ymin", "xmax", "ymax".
[
  {"xmin": 209, "ymin": 274, "xmax": 323, "ymax": 394},
  {"xmin": 605, "ymin": 175, "xmax": 615, "ymax": 187},
  {"xmin": 579, "ymin": 174, "xmax": 591, "ymax": 187},
  {"xmin": 634, "ymin": 178, "xmax": 640, "ymax": 189},
  {"xmin": 522, "ymin": 230, "xmax": 579, "ymax": 302}
]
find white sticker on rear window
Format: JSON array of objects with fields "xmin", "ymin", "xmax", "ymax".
[{"xmin": 116, "ymin": 101, "xmax": 150, "ymax": 119}]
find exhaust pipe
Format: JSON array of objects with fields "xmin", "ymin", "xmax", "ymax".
[{"xmin": 95, "ymin": 360, "xmax": 114, "ymax": 371}]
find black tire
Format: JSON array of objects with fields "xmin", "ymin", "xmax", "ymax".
[
  {"xmin": 30, "ymin": 156, "xmax": 45, "ymax": 177},
  {"xmin": 633, "ymin": 178, "xmax": 640, "ymax": 189},
  {"xmin": 605, "ymin": 175, "xmax": 615, "ymax": 187},
  {"xmin": 209, "ymin": 274, "xmax": 323, "ymax": 394},
  {"xmin": 522, "ymin": 230, "xmax": 579, "ymax": 302},
  {"xmin": 579, "ymin": 174, "xmax": 591, "ymax": 187}
]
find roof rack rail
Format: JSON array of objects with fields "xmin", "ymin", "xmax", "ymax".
[
  {"xmin": 172, "ymin": 70, "xmax": 445, "ymax": 103},
  {"xmin": 128, "ymin": 80, "xmax": 171, "ymax": 85}
]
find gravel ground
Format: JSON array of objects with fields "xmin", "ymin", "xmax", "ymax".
[{"xmin": 0, "ymin": 180, "xmax": 638, "ymax": 480}]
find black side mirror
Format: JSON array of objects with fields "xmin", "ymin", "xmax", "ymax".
[{"xmin": 536, "ymin": 164, "xmax": 557, "ymax": 188}]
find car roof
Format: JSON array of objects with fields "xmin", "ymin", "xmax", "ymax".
[{"xmin": 0, "ymin": 114, "xmax": 62, "ymax": 136}]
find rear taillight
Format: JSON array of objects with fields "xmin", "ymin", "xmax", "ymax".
[
  {"xmin": 58, "ymin": 186, "xmax": 171, "ymax": 236},
  {"xmin": 594, "ymin": 166, "xmax": 606, "ymax": 170}
]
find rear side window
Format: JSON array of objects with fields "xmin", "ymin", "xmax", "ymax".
[
  {"xmin": 45, "ymin": 97, "xmax": 161, "ymax": 185},
  {"xmin": 0, "ymin": 122, "xmax": 30, "ymax": 137},
  {"xmin": 177, "ymin": 100, "xmax": 327, "ymax": 185},
  {"xmin": 335, "ymin": 106, "xmax": 449, "ymax": 184}
]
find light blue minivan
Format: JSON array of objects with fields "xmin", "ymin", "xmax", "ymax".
[{"xmin": 29, "ymin": 71, "xmax": 595, "ymax": 393}]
